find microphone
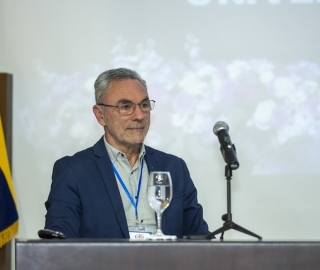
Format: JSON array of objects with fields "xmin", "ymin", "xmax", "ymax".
[
  {"xmin": 213, "ymin": 121, "xmax": 239, "ymax": 170},
  {"xmin": 38, "ymin": 229, "xmax": 66, "ymax": 239}
]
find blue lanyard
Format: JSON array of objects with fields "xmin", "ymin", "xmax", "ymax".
[{"xmin": 112, "ymin": 159, "xmax": 144, "ymax": 223}]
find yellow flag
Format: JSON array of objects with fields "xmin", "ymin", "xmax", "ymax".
[{"xmin": 0, "ymin": 115, "xmax": 18, "ymax": 247}]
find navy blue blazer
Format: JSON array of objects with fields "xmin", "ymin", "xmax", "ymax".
[{"xmin": 45, "ymin": 137, "xmax": 209, "ymax": 238}]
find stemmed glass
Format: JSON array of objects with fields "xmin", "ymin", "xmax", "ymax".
[{"xmin": 147, "ymin": 171, "xmax": 177, "ymax": 240}]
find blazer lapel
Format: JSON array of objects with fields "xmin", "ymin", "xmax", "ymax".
[
  {"xmin": 144, "ymin": 146, "xmax": 160, "ymax": 171},
  {"xmin": 93, "ymin": 138, "xmax": 129, "ymax": 238}
]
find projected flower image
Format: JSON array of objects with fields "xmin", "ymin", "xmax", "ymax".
[{"xmin": 20, "ymin": 35, "xmax": 320, "ymax": 175}]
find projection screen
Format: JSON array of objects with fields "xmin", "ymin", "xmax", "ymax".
[{"xmin": 1, "ymin": 0, "xmax": 320, "ymax": 241}]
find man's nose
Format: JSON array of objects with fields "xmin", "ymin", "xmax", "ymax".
[{"xmin": 132, "ymin": 104, "xmax": 146, "ymax": 119}]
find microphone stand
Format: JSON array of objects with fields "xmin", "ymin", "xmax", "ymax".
[{"xmin": 205, "ymin": 164, "xmax": 262, "ymax": 240}]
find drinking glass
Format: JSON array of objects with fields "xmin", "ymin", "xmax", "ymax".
[{"xmin": 147, "ymin": 171, "xmax": 177, "ymax": 240}]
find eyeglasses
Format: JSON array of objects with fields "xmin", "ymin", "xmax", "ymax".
[{"xmin": 98, "ymin": 100, "xmax": 155, "ymax": 115}]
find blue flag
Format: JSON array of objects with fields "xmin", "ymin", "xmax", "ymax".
[{"xmin": 0, "ymin": 115, "xmax": 18, "ymax": 247}]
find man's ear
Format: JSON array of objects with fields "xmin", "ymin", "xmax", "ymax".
[{"xmin": 93, "ymin": 105, "xmax": 106, "ymax": 126}]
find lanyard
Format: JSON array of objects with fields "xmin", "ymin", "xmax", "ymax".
[{"xmin": 112, "ymin": 159, "xmax": 144, "ymax": 224}]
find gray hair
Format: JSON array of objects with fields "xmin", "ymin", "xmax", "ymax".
[{"xmin": 94, "ymin": 68, "xmax": 147, "ymax": 103}]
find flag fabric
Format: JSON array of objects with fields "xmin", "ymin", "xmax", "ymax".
[{"xmin": 0, "ymin": 115, "xmax": 18, "ymax": 248}]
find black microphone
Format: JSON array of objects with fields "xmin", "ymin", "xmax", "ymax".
[
  {"xmin": 213, "ymin": 121, "xmax": 239, "ymax": 170},
  {"xmin": 38, "ymin": 229, "xmax": 66, "ymax": 239}
]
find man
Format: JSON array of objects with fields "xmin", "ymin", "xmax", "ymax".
[{"xmin": 44, "ymin": 68, "xmax": 209, "ymax": 239}]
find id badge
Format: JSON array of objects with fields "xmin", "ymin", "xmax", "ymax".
[{"xmin": 129, "ymin": 231, "xmax": 152, "ymax": 240}]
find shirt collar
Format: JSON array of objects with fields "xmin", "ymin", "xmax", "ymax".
[{"xmin": 103, "ymin": 136, "xmax": 146, "ymax": 164}]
